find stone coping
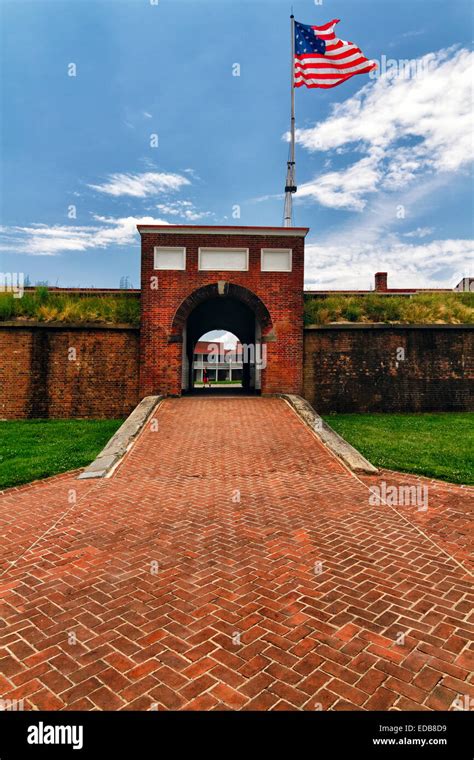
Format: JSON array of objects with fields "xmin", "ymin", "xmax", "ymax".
[
  {"xmin": 304, "ymin": 323, "xmax": 474, "ymax": 330},
  {"xmin": 281, "ymin": 394, "xmax": 378, "ymax": 476},
  {"xmin": 77, "ymin": 396, "xmax": 162, "ymax": 479},
  {"xmin": 2, "ymin": 321, "xmax": 470, "ymax": 331},
  {"xmin": 0, "ymin": 321, "xmax": 139, "ymax": 330}
]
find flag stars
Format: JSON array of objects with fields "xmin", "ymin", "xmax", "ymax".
[{"xmin": 295, "ymin": 20, "xmax": 326, "ymax": 56}]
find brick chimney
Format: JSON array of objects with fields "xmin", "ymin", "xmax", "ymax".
[{"xmin": 374, "ymin": 272, "xmax": 388, "ymax": 292}]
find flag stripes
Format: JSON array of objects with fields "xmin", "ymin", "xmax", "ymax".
[{"xmin": 294, "ymin": 19, "xmax": 377, "ymax": 89}]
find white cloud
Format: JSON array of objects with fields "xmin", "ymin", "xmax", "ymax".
[
  {"xmin": 155, "ymin": 200, "xmax": 212, "ymax": 221},
  {"xmin": 183, "ymin": 168, "xmax": 201, "ymax": 181},
  {"xmin": 303, "ymin": 170, "xmax": 472, "ymax": 289},
  {"xmin": 298, "ymin": 156, "xmax": 381, "ymax": 211},
  {"xmin": 0, "ymin": 216, "xmax": 168, "ymax": 256},
  {"xmin": 249, "ymin": 192, "xmax": 283, "ymax": 203},
  {"xmin": 292, "ymin": 47, "xmax": 473, "ymax": 210},
  {"xmin": 403, "ymin": 227, "xmax": 435, "ymax": 239},
  {"xmin": 305, "ymin": 235, "xmax": 473, "ymax": 290},
  {"xmin": 88, "ymin": 171, "xmax": 190, "ymax": 198},
  {"xmin": 401, "ymin": 30, "xmax": 426, "ymax": 39}
]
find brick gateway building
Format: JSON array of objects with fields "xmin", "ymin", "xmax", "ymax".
[
  {"xmin": 138, "ymin": 225, "xmax": 309, "ymax": 397},
  {"xmin": 1, "ymin": 226, "xmax": 472, "ymax": 419}
]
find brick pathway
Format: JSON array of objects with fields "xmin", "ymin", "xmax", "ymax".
[{"xmin": 0, "ymin": 397, "xmax": 472, "ymax": 711}]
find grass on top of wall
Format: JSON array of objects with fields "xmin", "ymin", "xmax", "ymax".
[
  {"xmin": 0, "ymin": 419, "xmax": 124, "ymax": 489},
  {"xmin": 323, "ymin": 412, "xmax": 474, "ymax": 485},
  {"xmin": 304, "ymin": 292, "xmax": 474, "ymax": 325},
  {"xmin": 0, "ymin": 288, "xmax": 140, "ymax": 325}
]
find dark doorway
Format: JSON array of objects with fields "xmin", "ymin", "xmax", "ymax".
[{"xmin": 183, "ymin": 295, "xmax": 261, "ymax": 394}]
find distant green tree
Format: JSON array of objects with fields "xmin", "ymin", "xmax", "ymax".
[{"xmin": 119, "ymin": 275, "xmax": 133, "ymax": 289}]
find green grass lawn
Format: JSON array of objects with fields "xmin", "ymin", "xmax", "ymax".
[
  {"xmin": 194, "ymin": 380, "xmax": 242, "ymax": 386},
  {"xmin": 0, "ymin": 419, "xmax": 124, "ymax": 490},
  {"xmin": 323, "ymin": 412, "xmax": 474, "ymax": 485}
]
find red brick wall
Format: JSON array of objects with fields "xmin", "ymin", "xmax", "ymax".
[
  {"xmin": 0, "ymin": 325, "xmax": 140, "ymax": 419},
  {"xmin": 2, "ymin": 322, "xmax": 472, "ymax": 419},
  {"xmin": 304, "ymin": 325, "xmax": 474, "ymax": 412},
  {"xmin": 139, "ymin": 231, "xmax": 305, "ymax": 396}
]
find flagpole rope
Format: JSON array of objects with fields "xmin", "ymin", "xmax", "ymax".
[{"xmin": 284, "ymin": 14, "xmax": 297, "ymax": 227}]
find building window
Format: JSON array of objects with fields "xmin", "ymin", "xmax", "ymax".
[
  {"xmin": 154, "ymin": 246, "xmax": 186, "ymax": 270},
  {"xmin": 261, "ymin": 248, "xmax": 292, "ymax": 272},
  {"xmin": 198, "ymin": 248, "xmax": 249, "ymax": 271}
]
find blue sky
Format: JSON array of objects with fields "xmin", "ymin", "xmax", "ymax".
[{"xmin": 0, "ymin": 0, "xmax": 472, "ymax": 289}]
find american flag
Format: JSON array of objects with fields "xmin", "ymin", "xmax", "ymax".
[{"xmin": 294, "ymin": 19, "xmax": 377, "ymax": 89}]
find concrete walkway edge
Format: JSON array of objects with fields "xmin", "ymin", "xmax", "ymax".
[
  {"xmin": 281, "ymin": 394, "xmax": 378, "ymax": 475},
  {"xmin": 77, "ymin": 395, "xmax": 163, "ymax": 479}
]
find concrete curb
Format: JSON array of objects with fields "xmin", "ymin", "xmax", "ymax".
[
  {"xmin": 280, "ymin": 394, "xmax": 379, "ymax": 475},
  {"xmin": 77, "ymin": 395, "xmax": 163, "ymax": 479}
]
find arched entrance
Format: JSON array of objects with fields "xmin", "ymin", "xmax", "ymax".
[
  {"xmin": 170, "ymin": 283, "xmax": 273, "ymax": 393},
  {"xmin": 138, "ymin": 224, "xmax": 307, "ymax": 397}
]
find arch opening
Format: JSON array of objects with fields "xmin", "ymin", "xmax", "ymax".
[
  {"xmin": 172, "ymin": 284, "xmax": 272, "ymax": 395},
  {"xmin": 193, "ymin": 330, "xmax": 242, "ymax": 390}
]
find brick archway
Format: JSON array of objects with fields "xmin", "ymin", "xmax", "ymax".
[
  {"xmin": 138, "ymin": 225, "xmax": 307, "ymax": 396},
  {"xmin": 170, "ymin": 282, "xmax": 274, "ymax": 339},
  {"xmin": 170, "ymin": 283, "xmax": 274, "ymax": 393}
]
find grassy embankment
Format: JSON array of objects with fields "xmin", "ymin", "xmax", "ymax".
[{"xmin": 323, "ymin": 412, "xmax": 474, "ymax": 484}]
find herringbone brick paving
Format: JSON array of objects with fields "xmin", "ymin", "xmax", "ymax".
[
  {"xmin": 0, "ymin": 397, "xmax": 472, "ymax": 711},
  {"xmin": 360, "ymin": 470, "xmax": 474, "ymax": 574}
]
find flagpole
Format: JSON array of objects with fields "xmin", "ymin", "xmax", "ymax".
[{"xmin": 283, "ymin": 14, "xmax": 297, "ymax": 227}]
